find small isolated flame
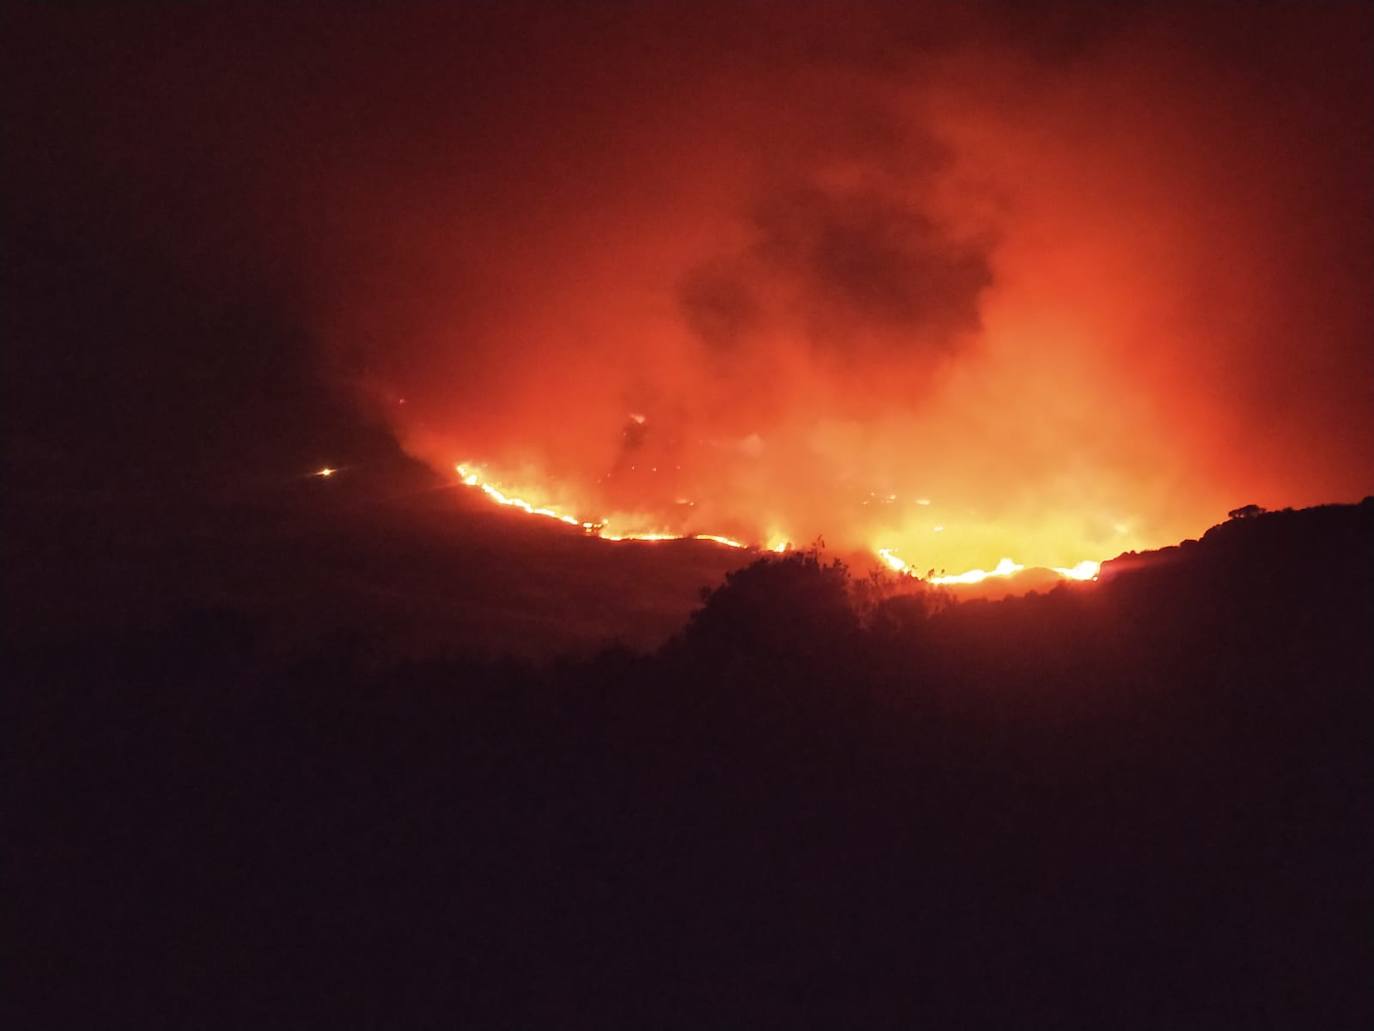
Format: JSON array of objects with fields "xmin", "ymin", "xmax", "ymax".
[
  {"xmin": 693, "ymin": 533, "xmax": 749, "ymax": 549},
  {"xmin": 315, "ymin": 467, "xmax": 336, "ymax": 478},
  {"xmin": 877, "ymin": 548, "xmax": 910, "ymax": 574},
  {"xmin": 456, "ymin": 462, "xmax": 1102, "ymax": 586},
  {"xmin": 1052, "ymin": 559, "xmax": 1101, "ymax": 581},
  {"xmin": 932, "ymin": 557, "xmax": 1024, "ymax": 585}
]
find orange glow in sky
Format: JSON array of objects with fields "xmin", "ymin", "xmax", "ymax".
[{"xmin": 298, "ymin": 6, "xmax": 1370, "ymax": 576}]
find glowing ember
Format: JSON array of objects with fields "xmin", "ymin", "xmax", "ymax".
[{"xmin": 315, "ymin": 467, "xmax": 336, "ymax": 478}]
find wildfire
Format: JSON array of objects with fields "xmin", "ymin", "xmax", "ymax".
[
  {"xmin": 933, "ymin": 557, "xmax": 1025, "ymax": 585},
  {"xmin": 457, "ymin": 466, "xmax": 589, "ymax": 528},
  {"xmin": 877, "ymin": 548, "xmax": 911, "ymax": 574},
  {"xmin": 878, "ymin": 548, "xmax": 1100, "ymax": 584},
  {"xmin": 877, "ymin": 550, "xmax": 1025, "ymax": 584},
  {"xmin": 455, "ymin": 462, "xmax": 1100, "ymax": 585},
  {"xmin": 1052, "ymin": 559, "xmax": 1102, "ymax": 581},
  {"xmin": 456, "ymin": 463, "xmax": 752, "ymax": 548},
  {"xmin": 693, "ymin": 534, "xmax": 749, "ymax": 549}
]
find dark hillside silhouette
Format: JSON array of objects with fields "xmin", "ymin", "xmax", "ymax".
[{"xmin": 10, "ymin": 500, "xmax": 1373, "ymax": 1028}]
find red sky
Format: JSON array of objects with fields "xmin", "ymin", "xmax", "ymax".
[{"xmin": 8, "ymin": 1, "xmax": 1373, "ymax": 574}]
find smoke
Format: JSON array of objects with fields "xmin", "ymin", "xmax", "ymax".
[{"xmin": 11, "ymin": 2, "xmax": 1373, "ymax": 570}]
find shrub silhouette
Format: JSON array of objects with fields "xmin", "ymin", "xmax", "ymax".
[
  {"xmin": 11, "ymin": 500, "xmax": 1373, "ymax": 1029},
  {"xmin": 679, "ymin": 550, "xmax": 858, "ymax": 662}
]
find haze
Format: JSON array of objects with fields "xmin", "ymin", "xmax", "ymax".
[{"xmin": 8, "ymin": 2, "xmax": 1373, "ymax": 574}]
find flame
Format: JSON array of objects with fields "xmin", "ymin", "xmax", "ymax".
[
  {"xmin": 457, "ymin": 463, "xmax": 747, "ymax": 547},
  {"xmin": 315, "ymin": 467, "xmax": 336, "ymax": 478},
  {"xmin": 877, "ymin": 548, "xmax": 910, "ymax": 574},
  {"xmin": 1051, "ymin": 559, "xmax": 1101, "ymax": 581},
  {"xmin": 879, "ymin": 550, "xmax": 1028, "ymax": 584},
  {"xmin": 878, "ymin": 551, "xmax": 1027, "ymax": 585},
  {"xmin": 877, "ymin": 548, "xmax": 1099, "ymax": 585},
  {"xmin": 693, "ymin": 533, "xmax": 748, "ymax": 549},
  {"xmin": 456, "ymin": 462, "xmax": 1101, "ymax": 585},
  {"xmin": 932, "ymin": 557, "xmax": 1024, "ymax": 585}
]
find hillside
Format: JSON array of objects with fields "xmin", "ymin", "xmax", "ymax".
[{"xmin": 10, "ymin": 499, "xmax": 1373, "ymax": 1028}]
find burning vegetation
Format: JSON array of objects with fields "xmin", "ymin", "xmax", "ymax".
[{"xmin": 454, "ymin": 460, "xmax": 1100, "ymax": 587}]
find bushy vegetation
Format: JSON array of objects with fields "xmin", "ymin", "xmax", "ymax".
[{"xmin": 11, "ymin": 502, "xmax": 1373, "ymax": 1028}]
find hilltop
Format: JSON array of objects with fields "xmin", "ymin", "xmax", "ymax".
[{"xmin": 12, "ymin": 496, "xmax": 1373, "ymax": 1028}]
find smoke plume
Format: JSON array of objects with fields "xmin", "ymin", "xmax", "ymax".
[{"xmin": 10, "ymin": 2, "xmax": 1372, "ymax": 571}]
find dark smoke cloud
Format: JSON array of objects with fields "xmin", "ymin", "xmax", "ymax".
[{"xmin": 681, "ymin": 184, "xmax": 992, "ymax": 366}]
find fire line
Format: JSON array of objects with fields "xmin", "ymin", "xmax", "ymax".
[{"xmin": 455, "ymin": 463, "xmax": 1098, "ymax": 583}]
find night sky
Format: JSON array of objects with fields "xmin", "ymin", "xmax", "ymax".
[{"xmin": 6, "ymin": 1, "xmax": 1373, "ymax": 649}]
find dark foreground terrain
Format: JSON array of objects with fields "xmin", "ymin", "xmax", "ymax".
[{"xmin": 10, "ymin": 500, "xmax": 1373, "ymax": 1028}]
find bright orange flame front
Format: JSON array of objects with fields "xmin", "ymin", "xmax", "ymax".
[
  {"xmin": 457, "ymin": 463, "xmax": 751, "ymax": 549},
  {"xmin": 457, "ymin": 463, "xmax": 1100, "ymax": 586}
]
